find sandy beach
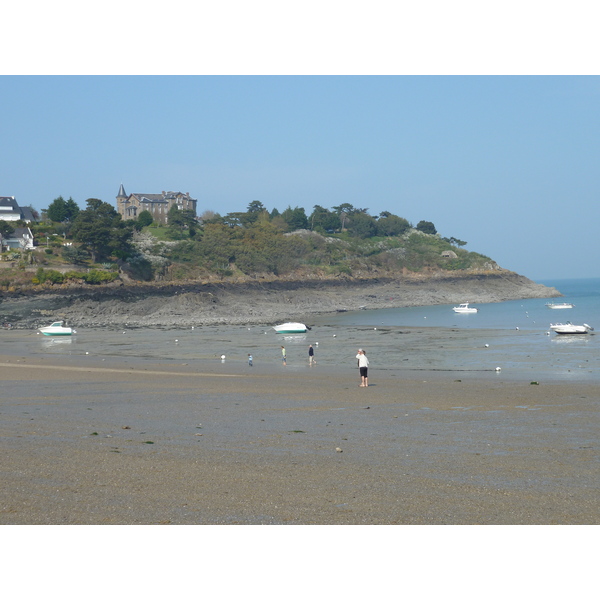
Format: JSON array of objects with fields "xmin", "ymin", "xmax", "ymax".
[{"xmin": 1, "ymin": 349, "xmax": 598, "ymax": 525}]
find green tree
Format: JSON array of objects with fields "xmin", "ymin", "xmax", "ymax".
[
  {"xmin": 46, "ymin": 196, "xmax": 67, "ymax": 222},
  {"xmin": 137, "ymin": 210, "xmax": 153, "ymax": 229},
  {"xmin": 221, "ymin": 213, "xmax": 245, "ymax": 228},
  {"xmin": 416, "ymin": 220, "xmax": 437, "ymax": 235},
  {"xmin": 47, "ymin": 196, "xmax": 79, "ymax": 222},
  {"xmin": 332, "ymin": 203, "xmax": 357, "ymax": 230},
  {"xmin": 376, "ymin": 213, "xmax": 411, "ymax": 237},
  {"xmin": 62, "ymin": 245, "xmax": 89, "ymax": 264},
  {"xmin": 0, "ymin": 221, "xmax": 15, "ymax": 237},
  {"xmin": 245, "ymin": 200, "xmax": 266, "ymax": 223},
  {"xmin": 443, "ymin": 236, "xmax": 467, "ymax": 247},
  {"xmin": 168, "ymin": 205, "xmax": 197, "ymax": 231},
  {"xmin": 347, "ymin": 211, "xmax": 377, "ymax": 238},
  {"xmin": 197, "ymin": 223, "xmax": 235, "ymax": 268},
  {"xmin": 65, "ymin": 197, "xmax": 80, "ymax": 221},
  {"xmin": 309, "ymin": 205, "xmax": 341, "ymax": 233},
  {"xmin": 280, "ymin": 206, "xmax": 308, "ymax": 231},
  {"xmin": 71, "ymin": 198, "xmax": 133, "ymax": 262}
]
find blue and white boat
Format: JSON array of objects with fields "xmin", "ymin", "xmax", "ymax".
[{"xmin": 39, "ymin": 321, "xmax": 75, "ymax": 336}]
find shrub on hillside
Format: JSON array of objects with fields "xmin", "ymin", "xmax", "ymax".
[{"xmin": 33, "ymin": 268, "xmax": 64, "ymax": 284}]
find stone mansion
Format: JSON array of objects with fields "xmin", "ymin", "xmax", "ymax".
[{"xmin": 116, "ymin": 184, "xmax": 197, "ymax": 225}]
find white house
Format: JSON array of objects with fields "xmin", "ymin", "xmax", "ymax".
[
  {"xmin": 0, "ymin": 227, "xmax": 35, "ymax": 252},
  {"xmin": 0, "ymin": 196, "xmax": 36, "ymax": 223}
]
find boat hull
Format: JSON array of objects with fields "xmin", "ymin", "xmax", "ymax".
[
  {"xmin": 40, "ymin": 330, "xmax": 72, "ymax": 336},
  {"xmin": 38, "ymin": 321, "xmax": 73, "ymax": 336},
  {"xmin": 273, "ymin": 322, "xmax": 307, "ymax": 334},
  {"xmin": 550, "ymin": 322, "xmax": 593, "ymax": 334}
]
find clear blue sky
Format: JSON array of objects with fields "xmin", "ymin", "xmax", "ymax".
[{"xmin": 2, "ymin": 75, "xmax": 598, "ymax": 281}]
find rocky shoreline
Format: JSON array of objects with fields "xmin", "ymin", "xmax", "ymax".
[{"xmin": 0, "ymin": 270, "xmax": 561, "ymax": 329}]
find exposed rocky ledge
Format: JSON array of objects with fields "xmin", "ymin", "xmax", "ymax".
[{"xmin": 0, "ymin": 271, "xmax": 561, "ymax": 329}]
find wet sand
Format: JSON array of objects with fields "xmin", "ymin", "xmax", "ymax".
[{"xmin": 1, "ymin": 351, "xmax": 598, "ymax": 525}]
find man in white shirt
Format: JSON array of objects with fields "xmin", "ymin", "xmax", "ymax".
[{"xmin": 356, "ymin": 349, "xmax": 369, "ymax": 387}]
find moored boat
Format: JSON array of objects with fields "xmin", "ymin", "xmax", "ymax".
[
  {"xmin": 549, "ymin": 322, "xmax": 593, "ymax": 334},
  {"xmin": 38, "ymin": 321, "xmax": 75, "ymax": 336},
  {"xmin": 453, "ymin": 302, "xmax": 478, "ymax": 313},
  {"xmin": 273, "ymin": 322, "xmax": 309, "ymax": 334},
  {"xmin": 546, "ymin": 302, "xmax": 575, "ymax": 309}
]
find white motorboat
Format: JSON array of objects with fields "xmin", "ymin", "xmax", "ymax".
[
  {"xmin": 546, "ymin": 302, "xmax": 575, "ymax": 309},
  {"xmin": 38, "ymin": 321, "xmax": 75, "ymax": 336},
  {"xmin": 273, "ymin": 322, "xmax": 309, "ymax": 334},
  {"xmin": 549, "ymin": 322, "xmax": 594, "ymax": 335},
  {"xmin": 453, "ymin": 302, "xmax": 478, "ymax": 313}
]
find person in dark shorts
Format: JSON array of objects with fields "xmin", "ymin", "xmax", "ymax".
[
  {"xmin": 355, "ymin": 348, "xmax": 369, "ymax": 387},
  {"xmin": 308, "ymin": 344, "xmax": 315, "ymax": 366}
]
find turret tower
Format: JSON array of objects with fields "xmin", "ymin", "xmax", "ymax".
[{"xmin": 116, "ymin": 183, "xmax": 129, "ymax": 218}]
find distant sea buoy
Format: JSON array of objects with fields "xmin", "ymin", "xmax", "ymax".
[
  {"xmin": 485, "ymin": 344, "xmax": 489, "ymax": 348},
  {"xmin": 495, "ymin": 367, "xmax": 501, "ymax": 371}
]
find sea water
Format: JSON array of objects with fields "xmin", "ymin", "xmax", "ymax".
[
  {"xmin": 4, "ymin": 278, "xmax": 600, "ymax": 383},
  {"xmin": 315, "ymin": 278, "xmax": 600, "ymax": 331},
  {"xmin": 309, "ymin": 277, "xmax": 600, "ymax": 382}
]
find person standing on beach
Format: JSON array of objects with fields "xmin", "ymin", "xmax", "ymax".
[
  {"xmin": 248, "ymin": 354, "xmax": 253, "ymax": 367},
  {"xmin": 356, "ymin": 348, "xmax": 369, "ymax": 387},
  {"xmin": 281, "ymin": 346, "xmax": 287, "ymax": 366},
  {"xmin": 308, "ymin": 344, "xmax": 315, "ymax": 366}
]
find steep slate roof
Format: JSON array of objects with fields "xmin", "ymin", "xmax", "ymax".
[
  {"xmin": 11, "ymin": 227, "xmax": 33, "ymax": 238},
  {"xmin": 134, "ymin": 193, "xmax": 169, "ymax": 204},
  {"xmin": 0, "ymin": 196, "xmax": 20, "ymax": 215},
  {"xmin": 117, "ymin": 183, "xmax": 127, "ymax": 198},
  {"xmin": 19, "ymin": 206, "xmax": 36, "ymax": 221}
]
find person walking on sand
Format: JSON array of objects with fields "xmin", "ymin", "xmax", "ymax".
[
  {"xmin": 356, "ymin": 348, "xmax": 369, "ymax": 387},
  {"xmin": 248, "ymin": 354, "xmax": 253, "ymax": 367},
  {"xmin": 308, "ymin": 344, "xmax": 316, "ymax": 366},
  {"xmin": 281, "ymin": 346, "xmax": 287, "ymax": 366}
]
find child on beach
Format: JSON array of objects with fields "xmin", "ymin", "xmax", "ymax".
[{"xmin": 281, "ymin": 346, "xmax": 287, "ymax": 365}]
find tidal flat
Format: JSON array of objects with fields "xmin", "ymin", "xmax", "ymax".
[{"xmin": 0, "ymin": 334, "xmax": 598, "ymax": 524}]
